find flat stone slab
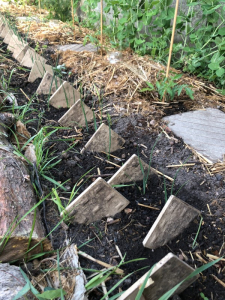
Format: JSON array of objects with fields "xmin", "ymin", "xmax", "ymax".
[
  {"xmin": 28, "ymin": 60, "xmax": 54, "ymax": 83},
  {"xmin": 108, "ymin": 154, "xmax": 154, "ymax": 186},
  {"xmin": 118, "ymin": 253, "xmax": 198, "ymax": 300},
  {"xmin": 61, "ymin": 177, "xmax": 130, "ymax": 224},
  {"xmin": 49, "ymin": 81, "xmax": 80, "ymax": 108},
  {"xmin": 37, "ymin": 71, "xmax": 63, "ymax": 95},
  {"xmin": 163, "ymin": 108, "xmax": 225, "ymax": 163},
  {"xmin": 81, "ymin": 123, "xmax": 125, "ymax": 154},
  {"xmin": 143, "ymin": 195, "xmax": 200, "ymax": 249},
  {"xmin": 20, "ymin": 47, "xmax": 47, "ymax": 68},
  {"xmin": 57, "ymin": 43, "xmax": 97, "ymax": 52},
  {"xmin": 58, "ymin": 99, "xmax": 93, "ymax": 127},
  {"xmin": 14, "ymin": 44, "xmax": 29, "ymax": 63}
]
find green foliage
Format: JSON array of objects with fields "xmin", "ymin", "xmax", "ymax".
[
  {"xmin": 200, "ymin": 292, "xmax": 209, "ymax": 300},
  {"xmin": 156, "ymin": 74, "xmax": 194, "ymax": 101},
  {"xmin": 80, "ymin": 0, "xmax": 225, "ymax": 88},
  {"xmin": 141, "ymin": 74, "xmax": 194, "ymax": 101},
  {"xmin": 41, "ymin": 0, "xmax": 70, "ymax": 22},
  {"xmin": 12, "ymin": 267, "xmax": 66, "ymax": 300}
]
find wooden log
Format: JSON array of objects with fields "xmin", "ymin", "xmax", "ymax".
[
  {"xmin": 0, "ymin": 263, "xmax": 33, "ymax": 300},
  {"xmin": 0, "ymin": 113, "xmax": 51, "ymax": 262}
]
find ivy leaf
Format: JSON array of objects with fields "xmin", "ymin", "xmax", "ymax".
[{"xmin": 216, "ymin": 68, "xmax": 225, "ymax": 77}]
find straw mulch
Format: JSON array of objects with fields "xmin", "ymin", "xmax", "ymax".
[{"xmin": 1, "ymin": 1, "xmax": 225, "ymax": 113}]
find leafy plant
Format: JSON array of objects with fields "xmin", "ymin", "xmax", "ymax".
[
  {"xmin": 80, "ymin": 0, "xmax": 225, "ymax": 88},
  {"xmin": 155, "ymin": 74, "xmax": 194, "ymax": 101}
]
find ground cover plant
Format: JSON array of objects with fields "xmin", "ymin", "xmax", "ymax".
[{"xmin": 0, "ymin": 4, "xmax": 225, "ymax": 300}]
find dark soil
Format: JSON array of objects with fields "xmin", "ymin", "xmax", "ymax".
[{"xmin": 0, "ymin": 35, "xmax": 225, "ymax": 300}]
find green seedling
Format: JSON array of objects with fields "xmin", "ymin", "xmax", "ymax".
[{"xmin": 192, "ymin": 216, "xmax": 203, "ymax": 250}]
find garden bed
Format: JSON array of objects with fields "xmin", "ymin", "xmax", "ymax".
[{"xmin": 0, "ymin": 5, "xmax": 225, "ymax": 300}]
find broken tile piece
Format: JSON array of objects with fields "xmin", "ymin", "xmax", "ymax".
[
  {"xmin": 0, "ymin": 24, "xmax": 10, "ymax": 38},
  {"xmin": 143, "ymin": 195, "xmax": 200, "ymax": 249},
  {"xmin": 118, "ymin": 253, "xmax": 198, "ymax": 300},
  {"xmin": 20, "ymin": 47, "xmax": 47, "ymax": 68},
  {"xmin": 12, "ymin": 41, "xmax": 27, "ymax": 59},
  {"xmin": 108, "ymin": 154, "xmax": 154, "ymax": 186},
  {"xmin": 7, "ymin": 34, "xmax": 20, "ymax": 52},
  {"xmin": 49, "ymin": 81, "xmax": 80, "ymax": 108},
  {"xmin": 3, "ymin": 30, "xmax": 13, "ymax": 44},
  {"xmin": 61, "ymin": 177, "xmax": 130, "ymax": 224},
  {"xmin": 57, "ymin": 43, "xmax": 97, "ymax": 52},
  {"xmin": 28, "ymin": 61, "xmax": 54, "ymax": 83},
  {"xmin": 163, "ymin": 108, "xmax": 225, "ymax": 163},
  {"xmin": 81, "ymin": 123, "xmax": 125, "ymax": 154},
  {"xmin": 36, "ymin": 72, "xmax": 63, "ymax": 95},
  {"xmin": 58, "ymin": 99, "xmax": 93, "ymax": 127},
  {"xmin": 14, "ymin": 44, "xmax": 29, "ymax": 63}
]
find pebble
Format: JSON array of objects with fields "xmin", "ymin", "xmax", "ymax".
[
  {"xmin": 121, "ymin": 154, "xmax": 126, "ymax": 159},
  {"xmin": 66, "ymin": 160, "xmax": 76, "ymax": 167},
  {"xmin": 150, "ymin": 119, "xmax": 156, "ymax": 126},
  {"xmin": 215, "ymin": 174, "xmax": 223, "ymax": 181}
]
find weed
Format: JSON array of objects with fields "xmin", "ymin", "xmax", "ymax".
[
  {"xmin": 200, "ymin": 292, "xmax": 209, "ymax": 300},
  {"xmin": 107, "ymin": 113, "xmax": 111, "ymax": 160},
  {"xmin": 192, "ymin": 216, "xmax": 203, "ymax": 250},
  {"xmin": 138, "ymin": 133, "xmax": 162, "ymax": 195}
]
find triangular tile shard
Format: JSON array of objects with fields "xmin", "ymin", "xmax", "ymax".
[
  {"xmin": 49, "ymin": 81, "xmax": 80, "ymax": 108},
  {"xmin": 61, "ymin": 177, "xmax": 130, "ymax": 224},
  {"xmin": 36, "ymin": 72, "xmax": 63, "ymax": 95},
  {"xmin": 7, "ymin": 34, "xmax": 24, "ymax": 52},
  {"xmin": 28, "ymin": 61, "xmax": 54, "ymax": 83},
  {"xmin": 0, "ymin": 22, "xmax": 5, "ymax": 33},
  {"xmin": 108, "ymin": 154, "xmax": 154, "ymax": 186},
  {"xmin": 14, "ymin": 44, "xmax": 29, "ymax": 63},
  {"xmin": 81, "ymin": 123, "xmax": 125, "ymax": 154},
  {"xmin": 3, "ymin": 30, "xmax": 13, "ymax": 44},
  {"xmin": 20, "ymin": 47, "xmax": 47, "ymax": 68},
  {"xmin": 58, "ymin": 99, "xmax": 93, "ymax": 127},
  {"xmin": 0, "ymin": 24, "xmax": 10, "ymax": 38},
  {"xmin": 118, "ymin": 253, "xmax": 198, "ymax": 300},
  {"xmin": 143, "ymin": 195, "xmax": 200, "ymax": 249}
]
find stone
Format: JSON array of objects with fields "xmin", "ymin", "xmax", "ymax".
[
  {"xmin": 58, "ymin": 99, "xmax": 93, "ymax": 127},
  {"xmin": 143, "ymin": 195, "xmax": 200, "ymax": 249},
  {"xmin": 20, "ymin": 47, "xmax": 47, "ymax": 68},
  {"xmin": 36, "ymin": 71, "xmax": 63, "ymax": 95},
  {"xmin": 163, "ymin": 108, "xmax": 225, "ymax": 163},
  {"xmin": 61, "ymin": 177, "xmax": 130, "ymax": 224},
  {"xmin": 28, "ymin": 61, "xmax": 54, "ymax": 83},
  {"xmin": 57, "ymin": 43, "xmax": 97, "ymax": 52},
  {"xmin": 0, "ymin": 24, "xmax": 10, "ymax": 38},
  {"xmin": 14, "ymin": 44, "xmax": 29, "ymax": 63},
  {"xmin": 81, "ymin": 123, "xmax": 125, "ymax": 154},
  {"xmin": 117, "ymin": 253, "xmax": 198, "ymax": 300},
  {"xmin": 49, "ymin": 81, "xmax": 80, "ymax": 108},
  {"xmin": 108, "ymin": 154, "xmax": 154, "ymax": 186},
  {"xmin": 3, "ymin": 30, "xmax": 13, "ymax": 44}
]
